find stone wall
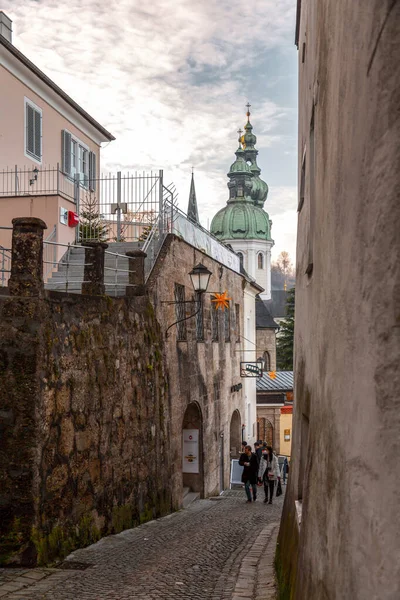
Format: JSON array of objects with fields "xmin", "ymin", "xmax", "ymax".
[
  {"xmin": 256, "ymin": 328, "xmax": 276, "ymax": 371},
  {"xmin": 0, "ymin": 223, "xmax": 172, "ymax": 566},
  {"xmin": 277, "ymin": 1, "xmax": 400, "ymax": 599},
  {"xmin": 148, "ymin": 235, "xmax": 246, "ymax": 504}
]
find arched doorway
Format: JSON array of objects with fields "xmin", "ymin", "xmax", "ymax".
[
  {"xmin": 258, "ymin": 418, "xmax": 274, "ymax": 447},
  {"xmin": 182, "ymin": 402, "xmax": 203, "ymax": 496},
  {"xmin": 230, "ymin": 410, "xmax": 241, "ymax": 458}
]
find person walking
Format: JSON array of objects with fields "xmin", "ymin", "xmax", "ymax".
[
  {"xmin": 239, "ymin": 445, "xmax": 259, "ymax": 503},
  {"xmin": 282, "ymin": 456, "xmax": 289, "ymax": 485},
  {"xmin": 255, "ymin": 442, "xmax": 263, "ymax": 464},
  {"xmin": 258, "ymin": 446, "xmax": 281, "ymax": 504}
]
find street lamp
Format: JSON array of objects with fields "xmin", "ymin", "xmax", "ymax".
[
  {"xmin": 189, "ymin": 263, "xmax": 212, "ymax": 293},
  {"xmin": 164, "ymin": 263, "xmax": 212, "ymax": 338}
]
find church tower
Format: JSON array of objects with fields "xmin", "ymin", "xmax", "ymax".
[{"xmin": 210, "ymin": 106, "xmax": 274, "ymax": 300}]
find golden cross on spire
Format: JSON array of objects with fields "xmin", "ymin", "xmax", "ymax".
[{"xmin": 246, "ymin": 102, "xmax": 251, "ymax": 122}]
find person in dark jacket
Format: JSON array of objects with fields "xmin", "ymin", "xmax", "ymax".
[{"xmin": 239, "ymin": 445, "xmax": 259, "ymax": 503}]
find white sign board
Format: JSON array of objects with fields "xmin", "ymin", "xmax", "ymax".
[
  {"xmin": 60, "ymin": 207, "xmax": 68, "ymax": 226},
  {"xmin": 230, "ymin": 459, "xmax": 244, "ymax": 488},
  {"xmin": 182, "ymin": 429, "xmax": 199, "ymax": 473}
]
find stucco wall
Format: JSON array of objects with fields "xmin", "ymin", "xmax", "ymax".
[
  {"xmin": 279, "ymin": 412, "xmax": 292, "ymax": 457},
  {"xmin": 0, "ymin": 195, "xmax": 76, "ymax": 260},
  {"xmin": 0, "ymin": 65, "xmax": 100, "ymax": 169},
  {"xmin": 147, "ymin": 235, "xmax": 246, "ymax": 504},
  {"xmin": 277, "ymin": 1, "xmax": 400, "ymax": 599}
]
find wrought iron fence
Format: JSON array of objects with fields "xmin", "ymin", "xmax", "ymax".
[{"xmin": 0, "ymin": 166, "xmax": 177, "ymax": 244}]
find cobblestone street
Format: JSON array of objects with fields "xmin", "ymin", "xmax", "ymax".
[{"xmin": 0, "ymin": 490, "xmax": 283, "ymax": 600}]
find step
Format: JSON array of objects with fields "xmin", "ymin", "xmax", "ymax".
[
  {"xmin": 182, "ymin": 491, "xmax": 200, "ymax": 509},
  {"xmin": 183, "ymin": 487, "xmax": 190, "ymax": 498}
]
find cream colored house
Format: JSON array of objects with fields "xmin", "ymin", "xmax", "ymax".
[{"xmin": 0, "ymin": 11, "xmax": 114, "ymax": 262}]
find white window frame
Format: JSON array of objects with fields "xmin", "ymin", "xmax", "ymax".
[
  {"xmin": 64, "ymin": 129, "xmax": 90, "ymax": 188},
  {"xmin": 24, "ymin": 97, "xmax": 42, "ymax": 165}
]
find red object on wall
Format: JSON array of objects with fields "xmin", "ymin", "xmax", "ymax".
[{"xmin": 68, "ymin": 211, "xmax": 79, "ymax": 227}]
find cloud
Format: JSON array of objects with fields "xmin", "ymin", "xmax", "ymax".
[{"xmin": 3, "ymin": 0, "xmax": 298, "ymax": 254}]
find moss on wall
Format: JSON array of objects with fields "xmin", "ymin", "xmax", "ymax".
[{"xmin": 0, "ymin": 292, "xmax": 173, "ymax": 567}]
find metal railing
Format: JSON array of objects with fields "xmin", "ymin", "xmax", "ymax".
[
  {"xmin": 43, "ymin": 241, "xmax": 138, "ymax": 297},
  {"xmin": 0, "ymin": 166, "xmax": 177, "ymax": 243},
  {"xmin": 0, "ymin": 226, "xmax": 12, "ymax": 287},
  {"xmin": 43, "ymin": 225, "xmax": 57, "ymax": 280}
]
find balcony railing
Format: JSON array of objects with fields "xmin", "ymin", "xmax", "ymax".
[{"xmin": 0, "ymin": 166, "xmax": 178, "ymax": 243}]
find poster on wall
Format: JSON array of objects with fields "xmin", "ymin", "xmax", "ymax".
[{"xmin": 182, "ymin": 429, "xmax": 199, "ymax": 474}]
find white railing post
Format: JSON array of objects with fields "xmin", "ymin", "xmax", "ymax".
[{"xmin": 117, "ymin": 171, "xmax": 122, "ymax": 242}]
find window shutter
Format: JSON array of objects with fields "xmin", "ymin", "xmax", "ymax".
[
  {"xmin": 61, "ymin": 130, "xmax": 72, "ymax": 175},
  {"xmin": 34, "ymin": 109, "xmax": 41, "ymax": 159},
  {"xmin": 26, "ymin": 104, "xmax": 34, "ymax": 155},
  {"xmin": 89, "ymin": 151, "xmax": 96, "ymax": 191}
]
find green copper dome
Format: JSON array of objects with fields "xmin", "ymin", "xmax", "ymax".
[
  {"xmin": 210, "ymin": 108, "xmax": 272, "ymax": 241},
  {"xmin": 211, "ymin": 202, "xmax": 271, "ymax": 240}
]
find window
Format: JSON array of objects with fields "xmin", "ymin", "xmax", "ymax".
[
  {"xmin": 25, "ymin": 98, "xmax": 42, "ymax": 162},
  {"xmin": 237, "ymin": 252, "xmax": 244, "ymax": 269},
  {"xmin": 257, "ymin": 253, "xmax": 264, "ymax": 269},
  {"xmin": 195, "ymin": 292, "xmax": 204, "ymax": 341},
  {"xmin": 62, "ymin": 130, "xmax": 96, "ymax": 190},
  {"xmin": 174, "ymin": 283, "xmax": 187, "ymax": 341},
  {"xmin": 235, "ymin": 303, "xmax": 240, "ymax": 342},
  {"xmin": 298, "ymin": 150, "xmax": 306, "ymax": 212},
  {"xmin": 211, "ymin": 297, "xmax": 219, "ymax": 341},
  {"xmin": 224, "ymin": 305, "xmax": 230, "ymax": 342},
  {"xmin": 263, "ymin": 351, "xmax": 271, "ymax": 371}
]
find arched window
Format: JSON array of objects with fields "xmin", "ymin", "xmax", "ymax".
[
  {"xmin": 263, "ymin": 351, "xmax": 271, "ymax": 371},
  {"xmin": 258, "ymin": 253, "xmax": 264, "ymax": 269},
  {"xmin": 237, "ymin": 252, "xmax": 244, "ymax": 269}
]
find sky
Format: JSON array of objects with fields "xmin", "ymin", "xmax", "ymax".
[{"xmin": 3, "ymin": 0, "xmax": 298, "ymax": 262}]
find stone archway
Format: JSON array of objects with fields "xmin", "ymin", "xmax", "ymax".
[
  {"xmin": 182, "ymin": 402, "xmax": 203, "ymax": 496},
  {"xmin": 229, "ymin": 410, "xmax": 242, "ymax": 458}
]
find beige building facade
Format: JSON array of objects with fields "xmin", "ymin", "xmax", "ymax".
[
  {"xmin": 277, "ymin": 1, "xmax": 400, "ymax": 598},
  {"xmin": 148, "ymin": 235, "xmax": 247, "ymax": 504}
]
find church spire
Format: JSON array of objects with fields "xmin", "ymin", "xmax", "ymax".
[{"xmin": 187, "ymin": 169, "xmax": 200, "ymax": 225}]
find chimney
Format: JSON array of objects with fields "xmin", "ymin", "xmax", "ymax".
[{"xmin": 0, "ymin": 12, "xmax": 12, "ymax": 43}]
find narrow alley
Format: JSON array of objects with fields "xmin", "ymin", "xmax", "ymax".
[{"xmin": 0, "ymin": 491, "xmax": 282, "ymax": 600}]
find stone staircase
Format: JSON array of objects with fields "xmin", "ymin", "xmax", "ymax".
[
  {"xmin": 182, "ymin": 487, "xmax": 200, "ymax": 509},
  {"xmin": 45, "ymin": 242, "xmax": 142, "ymax": 296}
]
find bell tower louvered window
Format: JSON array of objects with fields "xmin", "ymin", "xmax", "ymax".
[{"xmin": 25, "ymin": 99, "xmax": 42, "ymax": 162}]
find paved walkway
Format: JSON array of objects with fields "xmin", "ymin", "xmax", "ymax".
[{"xmin": 0, "ymin": 489, "xmax": 282, "ymax": 600}]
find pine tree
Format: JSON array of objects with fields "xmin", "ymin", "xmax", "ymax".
[
  {"xmin": 79, "ymin": 193, "xmax": 108, "ymax": 242},
  {"xmin": 276, "ymin": 287, "xmax": 295, "ymax": 370}
]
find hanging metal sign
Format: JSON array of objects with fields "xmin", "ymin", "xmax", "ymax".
[{"xmin": 240, "ymin": 362, "xmax": 263, "ymax": 377}]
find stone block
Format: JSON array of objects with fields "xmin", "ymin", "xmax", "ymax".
[
  {"xmin": 75, "ymin": 431, "xmax": 91, "ymax": 452},
  {"xmin": 46, "ymin": 464, "xmax": 68, "ymax": 493}
]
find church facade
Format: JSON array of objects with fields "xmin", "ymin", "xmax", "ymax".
[{"xmin": 209, "ymin": 107, "xmax": 279, "ymax": 446}]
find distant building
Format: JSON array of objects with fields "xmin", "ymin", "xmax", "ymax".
[
  {"xmin": 256, "ymin": 370, "xmax": 293, "ymax": 456},
  {"xmin": 277, "ymin": 1, "xmax": 400, "ymax": 598}
]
